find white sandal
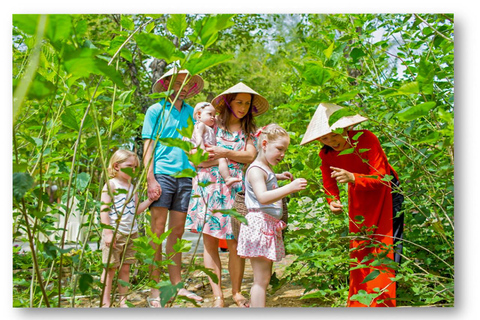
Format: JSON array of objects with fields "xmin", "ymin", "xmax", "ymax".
[
  {"xmin": 212, "ymin": 296, "xmax": 224, "ymax": 308},
  {"xmin": 147, "ymin": 297, "xmax": 161, "ymax": 308}
]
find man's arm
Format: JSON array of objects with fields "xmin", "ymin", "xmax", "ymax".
[{"xmin": 143, "ymin": 139, "xmax": 162, "ymax": 198}]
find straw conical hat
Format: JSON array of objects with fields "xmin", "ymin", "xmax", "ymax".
[
  {"xmin": 152, "ymin": 68, "xmax": 204, "ymax": 99},
  {"xmin": 300, "ymin": 103, "xmax": 368, "ymax": 145},
  {"xmin": 211, "ymin": 82, "xmax": 269, "ymax": 117}
]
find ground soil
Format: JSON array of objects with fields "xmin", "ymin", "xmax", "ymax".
[{"xmin": 72, "ymin": 252, "xmax": 316, "ymax": 308}]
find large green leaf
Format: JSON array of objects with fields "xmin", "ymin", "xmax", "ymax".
[
  {"xmin": 120, "ymin": 15, "xmax": 135, "ymax": 30},
  {"xmin": 61, "ymin": 107, "xmax": 79, "ymax": 131},
  {"xmin": 135, "ymin": 33, "xmax": 184, "ymax": 63},
  {"xmin": 396, "ymin": 101, "xmax": 437, "ymax": 121},
  {"xmin": 13, "ymin": 14, "xmax": 40, "ymax": 35},
  {"xmin": 183, "ymin": 52, "xmax": 233, "ymax": 76},
  {"xmin": 303, "ymin": 62, "xmax": 332, "ymax": 86},
  {"xmin": 78, "ymin": 273, "xmax": 94, "ymax": 294},
  {"xmin": 172, "ymin": 238, "xmax": 192, "ymax": 253},
  {"xmin": 171, "ymin": 168, "xmax": 197, "ymax": 178},
  {"xmin": 213, "ymin": 209, "xmax": 248, "ymax": 225},
  {"xmin": 397, "ymin": 81, "xmax": 420, "ymax": 95},
  {"xmin": 190, "ymin": 14, "xmax": 235, "ymax": 48},
  {"xmin": 13, "ymin": 172, "xmax": 34, "ymax": 202},
  {"xmin": 417, "ymin": 58, "xmax": 435, "ymax": 94},
  {"xmin": 187, "ymin": 148, "xmax": 210, "ymax": 167},
  {"xmin": 76, "ymin": 172, "xmax": 91, "ymax": 191},
  {"xmin": 361, "ymin": 270, "xmax": 381, "ymax": 283},
  {"xmin": 63, "ymin": 48, "xmax": 124, "ymax": 87},
  {"xmin": 45, "ymin": 14, "xmax": 73, "ymax": 47},
  {"xmin": 158, "ymin": 137, "xmax": 193, "ymax": 153},
  {"xmin": 323, "ymin": 42, "xmax": 335, "ymax": 59},
  {"xmin": 159, "ymin": 282, "xmax": 184, "ymax": 307},
  {"xmin": 24, "ymin": 75, "xmax": 55, "ymax": 100},
  {"xmin": 350, "ymin": 47, "xmax": 367, "ymax": 63},
  {"xmin": 191, "ymin": 265, "xmax": 218, "ymax": 284},
  {"xmin": 167, "ymin": 14, "xmax": 188, "ymax": 38},
  {"xmin": 328, "ymin": 107, "xmax": 358, "ymax": 127},
  {"xmin": 330, "ymin": 90, "xmax": 359, "ymax": 103}
]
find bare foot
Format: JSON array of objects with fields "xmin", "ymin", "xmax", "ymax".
[
  {"xmin": 225, "ymin": 176, "xmax": 242, "ymax": 187},
  {"xmin": 232, "ymin": 293, "xmax": 250, "ymax": 308}
]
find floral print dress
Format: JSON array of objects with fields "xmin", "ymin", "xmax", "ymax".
[{"xmin": 186, "ymin": 126, "xmax": 249, "ymax": 240}]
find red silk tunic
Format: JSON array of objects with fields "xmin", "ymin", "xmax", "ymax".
[{"xmin": 319, "ymin": 130, "xmax": 398, "ymax": 307}]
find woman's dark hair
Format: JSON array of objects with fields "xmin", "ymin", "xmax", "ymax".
[
  {"xmin": 218, "ymin": 93, "xmax": 257, "ymax": 135},
  {"xmin": 322, "ymin": 144, "xmax": 334, "ymax": 154}
]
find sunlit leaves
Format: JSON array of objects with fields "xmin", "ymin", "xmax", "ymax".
[
  {"xmin": 120, "ymin": 15, "xmax": 135, "ymax": 30},
  {"xmin": 328, "ymin": 107, "xmax": 358, "ymax": 127},
  {"xmin": 323, "ymin": 42, "xmax": 335, "ymax": 59},
  {"xmin": 417, "ymin": 58, "xmax": 435, "ymax": 94},
  {"xmin": 75, "ymin": 172, "xmax": 91, "ymax": 191},
  {"xmin": 45, "ymin": 14, "xmax": 73, "ymax": 47},
  {"xmin": 350, "ymin": 47, "xmax": 367, "ymax": 63},
  {"xmin": 158, "ymin": 137, "xmax": 192, "ymax": 153},
  {"xmin": 135, "ymin": 33, "xmax": 185, "ymax": 62},
  {"xmin": 167, "ymin": 14, "xmax": 188, "ymax": 39},
  {"xmin": 396, "ymin": 101, "xmax": 436, "ymax": 121},
  {"xmin": 214, "ymin": 208, "xmax": 249, "ymax": 225},
  {"xmin": 183, "ymin": 52, "xmax": 233, "ymax": 76},
  {"xmin": 13, "ymin": 14, "xmax": 40, "ymax": 35},
  {"xmin": 189, "ymin": 14, "xmax": 235, "ymax": 48},
  {"xmin": 302, "ymin": 61, "xmax": 332, "ymax": 86},
  {"xmin": 13, "ymin": 172, "xmax": 34, "ymax": 201},
  {"xmin": 63, "ymin": 47, "xmax": 125, "ymax": 87}
]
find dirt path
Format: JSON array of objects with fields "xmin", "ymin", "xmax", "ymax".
[{"xmin": 75, "ymin": 252, "xmax": 312, "ymax": 308}]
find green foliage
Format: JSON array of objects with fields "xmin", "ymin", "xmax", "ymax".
[{"xmin": 12, "ymin": 13, "xmax": 453, "ymax": 308}]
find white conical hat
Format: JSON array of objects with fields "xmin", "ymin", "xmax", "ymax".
[
  {"xmin": 211, "ymin": 82, "xmax": 269, "ymax": 117},
  {"xmin": 300, "ymin": 103, "xmax": 368, "ymax": 145},
  {"xmin": 152, "ymin": 67, "xmax": 204, "ymax": 99}
]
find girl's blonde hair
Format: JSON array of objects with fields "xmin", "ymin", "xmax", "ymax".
[
  {"xmin": 193, "ymin": 102, "xmax": 213, "ymax": 121},
  {"xmin": 255, "ymin": 123, "xmax": 290, "ymax": 153},
  {"xmin": 107, "ymin": 149, "xmax": 139, "ymax": 178}
]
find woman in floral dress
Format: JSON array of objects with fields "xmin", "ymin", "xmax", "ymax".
[{"xmin": 186, "ymin": 82, "xmax": 269, "ymax": 307}]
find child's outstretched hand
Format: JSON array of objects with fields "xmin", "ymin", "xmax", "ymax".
[
  {"xmin": 289, "ymin": 178, "xmax": 307, "ymax": 193},
  {"xmin": 277, "ymin": 171, "xmax": 293, "ymax": 181},
  {"xmin": 329, "ymin": 200, "xmax": 343, "ymax": 214}
]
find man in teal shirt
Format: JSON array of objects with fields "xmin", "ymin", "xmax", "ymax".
[{"xmin": 142, "ymin": 68, "xmax": 204, "ymax": 307}]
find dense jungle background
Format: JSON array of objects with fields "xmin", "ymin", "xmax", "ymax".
[{"xmin": 11, "ymin": 13, "xmax": 454, "ymax": 308}]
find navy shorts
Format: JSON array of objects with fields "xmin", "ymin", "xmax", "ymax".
[{"xmin": 150, "ymin": 174, "xmax": 192, "ymax": 213}]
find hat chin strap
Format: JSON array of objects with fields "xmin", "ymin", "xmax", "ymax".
[{"xmin": 185, "ymin": 83, "xmax": 198, "ymax": 97}]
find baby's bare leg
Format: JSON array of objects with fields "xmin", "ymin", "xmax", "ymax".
[{"xmin": 218, "ymin": 158, "xmax": 241, "ymax": 187}]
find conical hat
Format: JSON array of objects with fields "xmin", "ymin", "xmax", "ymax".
[
  {"xmin": 300, "ymin": 103, "xmax": 368, "ymax": 145},
  {"xmin": 152, "ymin": 68, "xmax": 204, "ymax": 99},
  {"xmin": 211, "ymin": 82, "xmax": 269, "ymax": 117}
]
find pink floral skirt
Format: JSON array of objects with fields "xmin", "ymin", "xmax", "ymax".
[{"xmin": 237, "ymin": 210, "xmax": 286, "ymax": 262}]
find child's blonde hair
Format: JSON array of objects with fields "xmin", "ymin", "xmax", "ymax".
[
  {"xmin": 107, "ymin": 149, "xmax": 139, "ymax": 178},
  {"xmin": 255, "ymin": 123, "xmax": 290, "ymax": 153},
  {"xmin": 193, "ymin": 102, "xmax": 213, "ymax": 121}
]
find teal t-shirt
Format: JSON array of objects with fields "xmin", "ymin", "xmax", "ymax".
[{"xmin": 142, "ymin": 99, "xmax": 194, "ymax": 175}]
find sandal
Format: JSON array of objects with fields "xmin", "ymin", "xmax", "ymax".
[
  {"xmin": 147, "ymin": 297, "xmax": 161, "ymax": 308},
  {"xmin": 212, "ymin": 296, "xmax": 224, "ymax": 308},
  {"xmin": 178, "ymin": 288, "xmax": 203, "ymax": 302}
]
